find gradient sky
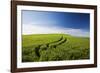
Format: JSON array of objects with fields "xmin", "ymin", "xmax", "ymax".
[{"xmin": 22, "ymin": 10, "xmax": 90, "ymax": 37}]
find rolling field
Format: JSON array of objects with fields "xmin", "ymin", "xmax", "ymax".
[{"xmin": 22, "ymin": 34, "xmax": 90, "ymax": 62}]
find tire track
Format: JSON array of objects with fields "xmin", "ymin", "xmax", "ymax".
[{"xmin": 34, "ymin": 36, "xmax": 67, "ymax": 57}]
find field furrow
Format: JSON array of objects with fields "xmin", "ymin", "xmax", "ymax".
[{"xmin": 35, "ymin": 36, "xmax": 67, "ymax": 57}]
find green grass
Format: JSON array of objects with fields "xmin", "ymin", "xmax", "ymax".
[
  {"xmin": 22, "ymin": 34, "xmax": 90, "ymax": 62},
  {"xmin": 22, "ymin": 34, "xmax": 62, "ymax": 48}
]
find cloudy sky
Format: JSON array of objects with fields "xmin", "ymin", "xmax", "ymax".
[{"xmin": 22, "ymin": 10, "xmax": 90, "ymax": 37}]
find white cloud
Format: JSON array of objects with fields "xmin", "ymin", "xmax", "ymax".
[{"xmin": 22, "ymin": 24, "xmax": 89, "ymax": 37}]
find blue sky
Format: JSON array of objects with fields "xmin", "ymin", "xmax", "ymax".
[{"xmin": 22, "ymin": 10, "xmax": 90, "ymax": 37}]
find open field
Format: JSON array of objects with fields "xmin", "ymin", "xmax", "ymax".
[{"xmin": 22, "ymin": 34, "xmax": 90, "ymax": 62}]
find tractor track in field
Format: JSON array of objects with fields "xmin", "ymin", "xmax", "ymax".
[{"xmin": 34, "ymin": 36, "xmax": 67, "ymax": 57}]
